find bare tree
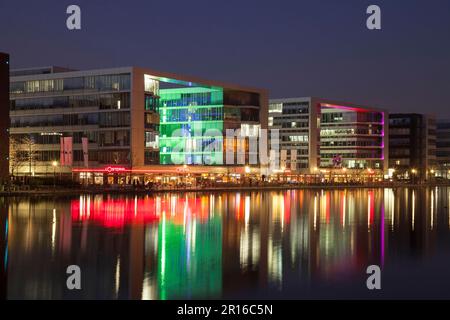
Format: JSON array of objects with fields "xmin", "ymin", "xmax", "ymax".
[
  {"xmin": 9, "ymin": 135, "xmax": 38, "ymax": 177},
  {"xmin": 22, "ymin": 135, "xmax": 38, "ymax": 175},
  {"xmin": 9, "ymin": 136, "xmax": 27, "ymax": 177}
]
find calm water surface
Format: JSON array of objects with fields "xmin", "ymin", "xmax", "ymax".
[{"xmin": 1, "ymin": 187, "xmax": 450, "ymax": 299}]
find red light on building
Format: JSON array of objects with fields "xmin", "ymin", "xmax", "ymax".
[
  {"xmin": 72, "ymin": 166, "xmax": 130, "ymax": 173},
  {"xmin": 104, "ymin": 166, "xmax": 128, "ymax": 173}
]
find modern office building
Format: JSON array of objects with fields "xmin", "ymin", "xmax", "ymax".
[
  {"xmin": 388, "ymin": 114, "xmax": 436, "ymax": 181},
  {"xmin": 9, "ymin": 66, "xmax": 268, "ymax": 184},
  {"xmin": 0, "ymin": 52, "xmax": 9, "ymax": 183},
  {"xmin": 269, "ymin": 97, "xmax": 388, "ymax": 180},
  {"xmin": 436, "ymin": 119, "xmax": 450, "ymax": 178}
]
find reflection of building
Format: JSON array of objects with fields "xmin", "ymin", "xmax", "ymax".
[
  {"xmin": 436, "ymin": 119, "xmax": 450, "ymax": 178},
  {"xmin": 4, "ymin": 189, "xmax": 445, "ymax": 299},
  {"xmin": 72, "ymin": 194, "xmax": 222, "ymax": 299},
  {"xmin": 157, "ymin": 216, "xmax": 222, "ymax": 299},
  {"xmin": 0, "ymin": 52, "xmax": 9, "ymax": 182},
  {"xmin": 10, "ymin": 66, "xmax": 268, "ymax": 182},
  {"xmin": 0, "ymin": 198, "xmax": 8, "ymax": 299},
  {"xmin": 389, "ymin": 114, "xmax": 436, "ymax": 181},
  {"xmin": 269, "ymin": 97, "xmax": 388, "ymax": 178}
]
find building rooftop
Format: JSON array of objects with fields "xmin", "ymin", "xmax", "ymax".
[
  {"xmin": 10, "ymin": 66, "xmax": 267, "ymax": 94},
  {"xmin": 269, "ymin": 96, "xmax": 387, "ymax": 113},
  {"xmin": 10, "ymin": 66, "xmax": 78, "ymax": 77}
]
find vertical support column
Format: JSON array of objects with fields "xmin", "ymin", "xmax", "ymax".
[{"xmin": 309, "ymin": 98, "xmax": 320, "ymax": 172}]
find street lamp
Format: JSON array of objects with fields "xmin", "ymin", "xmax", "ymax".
[
  {"xmin": 411, "ymin": 168, "xmax": 417, "ymax": 184},
  {"xmin": 312, "ymin": 167, "xmax": 319, "ymax": 184},
  {"xmin": 52, "ymin": 161, "xmax": 58, "ymax": 187}
]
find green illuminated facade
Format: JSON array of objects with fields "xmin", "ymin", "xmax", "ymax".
[{"xmin": 159, "ymin": 87, "xmax": 225, "ymax": 165}]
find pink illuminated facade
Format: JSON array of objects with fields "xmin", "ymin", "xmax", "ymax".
[{"xmin": 269, "ymin": 97, "xmax": 388, "ymax": 176}]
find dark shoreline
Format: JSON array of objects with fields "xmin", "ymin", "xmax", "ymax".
[{"xmin": 1, "ymin": 182, "xmax": 450, "ymax": 197}]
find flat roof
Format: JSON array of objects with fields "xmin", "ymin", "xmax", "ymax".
[
  {"xmin": 269, "ymin": 96, "xmax": 387, "ymax": 113},
  {"xmin": 11, "ymin": 66, "xmax": 267, "ymax": 94}
]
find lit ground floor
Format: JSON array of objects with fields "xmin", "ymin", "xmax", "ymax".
[{"xmin": 68, "ymin": 165, "xmax": 386, "ymax": 186}]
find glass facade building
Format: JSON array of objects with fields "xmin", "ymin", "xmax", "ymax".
[
  {"xmin": 9, "ymin": 66, "xmax": 267, "ymax": 180},
  {"xmin": 269, "ymin": 97, "xmax": 388, "ymax": 175},
  {"xmin": 389, "ymin": 113, "xmax": 436, "ymax": 181},
  {"xmin": 10, "ymin": 69, "xmax": 135, "ymax": 177},
  {"xmin": 159, "ymin": 87, "xmax": 224, "ymax": 165},
  {"xmin": 436, "ymin": 119, "xmax": 450, "ymax": 177},
  {"xmin": 320, "ymin": 104, "xmax": 385, "ymax": 170}
]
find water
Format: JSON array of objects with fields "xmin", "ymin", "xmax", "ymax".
[{"xmin": 1, "ymin": 187, "xmax": 450, "ymax": 300}]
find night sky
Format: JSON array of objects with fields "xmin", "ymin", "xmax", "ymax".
[{"xmin": 1, "ymin": 0, "xmax": 449, "ymax": 115}]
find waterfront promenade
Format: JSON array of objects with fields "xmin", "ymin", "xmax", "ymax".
[{"xmin": 1, "ymin": 181, "xmax": 449, "ymax": 197}]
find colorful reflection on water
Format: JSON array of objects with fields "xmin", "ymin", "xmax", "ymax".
[{"xmin": 1, "ymin": 187, "xmax": 450, "ymax": 299}]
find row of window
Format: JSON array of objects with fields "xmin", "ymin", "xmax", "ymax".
[
  {"xmin": 11, "ymin": 130, "xmax": 130, "ymax": 147},
  {"xmin": 11, "ymin": 74, "xmax": 131, "ymax": 94},
  {"xmin": 390, "ymin": 149, "xmax": 411, "ymax": 156},
  {"xmin": 279, "ymin": 143, "xmax": 309, "ymax": 149},
  {"xmin": 281, "ymin": 135, "xmax": 309, "ymax": 142},
  {"xmin": 281, "ymin": 104, "xmax": 309, "ymax": 114},
  {"xmin": 320, "ymin": 152, "xmax": 383, "ymax": 159},
  {"xmin": 160, "ymin": 107, "xmax": 223, "ymax": 122},
  {"xmin": 321, "ymin": 128, "xmax": 383, "ymax": 135},
  {"xmin": 160, "ymin": 153, "xmax": 223, "ymax": 165},
  {"xmin": 11, "ymin": 93, "xmax": 130, "ymax": 111},
  {"xmin": 21, "ymin": 149, "xmax": 130, "ymax": 164},
  {"xmin": 321, "ymin": 111, "xmax": 383, "ymax": 123},
  {"xmin": 12, "ymin": 132, "xmax": 89, "ymax": 144},
  {"xmin": 159, "ymin": 122, "xmax": 223, "ymax": 138},
  {"xmin": 159, "ymin": 138, "xmax": 223, "ymax": 153},
  {"xmin": 389, "ymin": 128, "xmax": 411, "ymax": 135},
  {"xmin": 278, "ymin": 121, "xmax": 309, "ymax": 129},
  {"xmin": 279, "ymin": 149, "xmax": 309, "ymax": 156},
  {"xmin": 11, "ymin": 112, "xmax": 131, "ymax": 128},
  {"xmin": 321, "ymin": 140, "xmax": 382, "ymax": 147},
  {"xmin": 160, "ymin": 90, "xmax": 223, "ymax": 107}
]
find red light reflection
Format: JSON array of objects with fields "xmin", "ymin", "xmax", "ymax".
[{"xmin": 71, "ymin": 196, "xmax": 212, "ymax": 228}]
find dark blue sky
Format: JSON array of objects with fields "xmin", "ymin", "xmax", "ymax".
[{"xmin": 1, "ymin": 0, "xmax": 449, "ymax": 114}]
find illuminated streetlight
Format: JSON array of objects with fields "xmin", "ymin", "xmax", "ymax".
[
  {"xmin": 411, "ymin": 168, "xmax": 418, "ymax": 184},
  {"xmin": 52, "ymin": 161, "xmax": 58, "ymax": 188}
]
